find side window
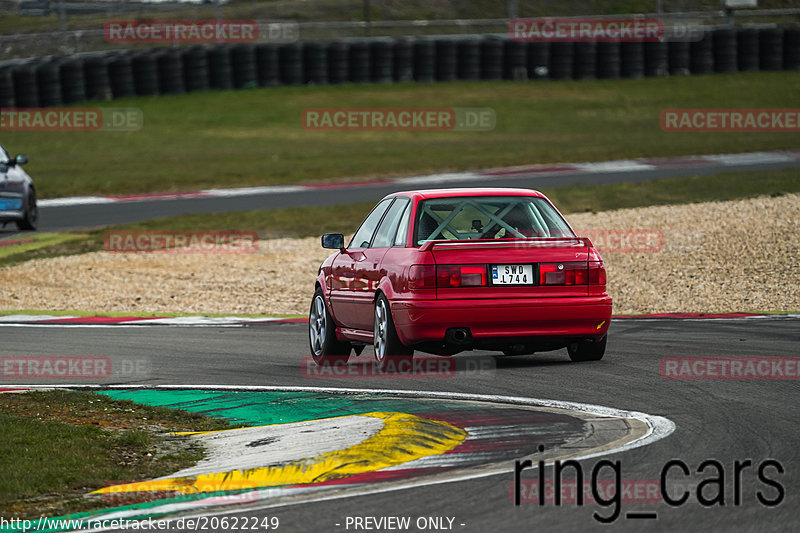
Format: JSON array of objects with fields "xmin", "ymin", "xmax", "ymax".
[
  {"xmin": 373, "ymin": 198, "xmax": 410, "ymax": 248},
  {"xmin": 349, "ymin": 198, "xmax": 393, "ymax": 249},
  {"xmin": 393, "ymin": 202, "xmax": 412, "ymax": 247},
  {"xmin": 0, "ymin": 146, "xmax": 8, "ymax": 164}
]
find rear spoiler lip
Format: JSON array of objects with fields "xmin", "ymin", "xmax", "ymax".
[{"xmin": 418, "ymin": 237, "xmax": 593, "ymax": 252}]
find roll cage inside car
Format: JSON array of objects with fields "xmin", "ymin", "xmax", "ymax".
[{"xmin": 414, "ymin": 196, "xmax": 574, "ymax": 245}]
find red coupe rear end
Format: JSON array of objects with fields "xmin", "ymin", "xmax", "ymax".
[{"xmin": 310, "ymin": 188, "xmax": 611, "ymax": 367}]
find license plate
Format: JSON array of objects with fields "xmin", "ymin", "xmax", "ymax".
[
  {"xmin": 0, "ymin": 198, "xmax": 21, "ymax": 211},
  {"xmin": 491, "ymin": 264, "xmax": 534, "ymax": 285}
]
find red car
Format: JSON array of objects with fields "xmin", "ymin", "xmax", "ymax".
[{"xmin": 309, "ymin": 188, "xmax": 611, "ymax": 368}]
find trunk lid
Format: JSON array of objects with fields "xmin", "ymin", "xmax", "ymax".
[{"xmin": 421, "ymin": 238, "xmax": 594, "ymax": 299}]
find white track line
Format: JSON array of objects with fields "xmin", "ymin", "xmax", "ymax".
[
  {"xmin": 0, "ymin": 313, "xmax": 796, "ymax": 328},
  {"xmin": 35, "ymin": 149, "xmax": 800, "ymax": 208}
]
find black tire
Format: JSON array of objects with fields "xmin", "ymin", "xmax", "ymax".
[
  {"xmin": 413, "ymin": 39, "xmax": 435, "ymax": 82},
  {"xmin": 373, "ymin": 294, "xmax": 413, "ymax": 371},
  {"xmin": 17, "ymin": 187, "xmax": 37, "ymax": 231},
  {"xmin": 567, "ymin": 336, "xmax": 607, "ymax": 362},
  {"xmin": 308, "ymin": 288, "xmax": 350, "ymax": 366},
  {"xmin": 279, "ymin": 42, "xmax": 305, "ymax": 85},
  {"xmin": 11, "ymin": 63, "xmax": 39, "ymax": 107},
  {"xmin": 393, "ymin": 38, "xmax": 414, "ymax": 82},
  {"xmin": 0, "ymin": 67, "xmax": 14, "ymax": 108}
]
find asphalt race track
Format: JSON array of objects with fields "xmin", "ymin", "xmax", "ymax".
[
  {"xmin": 2, "ymin": 317, "xmax": 798, "ymax": 532},
  {"xmin": 2, "ymin": 151, "xmax": 798, "ymax": 532},
  {"xmin": 23, "ymin": 150, "xmax": 800, "ymax": 232}
]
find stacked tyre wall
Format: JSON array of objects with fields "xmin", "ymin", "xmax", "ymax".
[{"xmin": 0, "ymin": 26, "xmax": 799, "ymax": 108}]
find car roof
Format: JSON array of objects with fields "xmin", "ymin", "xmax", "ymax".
[{"xmin": 385, "ymin": 187, "xmax": 546, "ymax": 201}]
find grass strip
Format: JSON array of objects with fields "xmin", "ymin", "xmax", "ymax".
[
  {"xmin": 0, "ymin": 390, "xmax": 241, "ymax": 519},
  {"xmin": 2, "ymin": 73, "xmax": 798, "ymax": 199}
]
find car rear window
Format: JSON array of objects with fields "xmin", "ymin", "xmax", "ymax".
[{"xmin": 414, "ymin": 195, "xmax": 574, "ymax": 245}]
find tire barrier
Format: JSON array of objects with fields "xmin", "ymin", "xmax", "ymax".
[
  {"xmin": 108, "ymin": 52, "xmax": 136, "ymax": 99},
  {"xmin": 573, "ymin": 41, "xmax": 596, "ymax": 80},
  {"xmin": 59, "ymin": 57, "xmax": 87, "ymax": 103},
  {"xmin": 131, "ymin": 52, "xmax": 159, "ymax": 96},
  {"xmin": 413, "ymin": 39, "xmax": 435, "ymax": 82},
  {"xmin": 435, "ymin": 39, "xmax": 457, "ymax": 81},
  {"xmin": 303, "ymin": 42, "xmax": 328, "ymax": 85},
  {"xmin": 713, "ymin": 28, "xmax": 738, "ymax": 73},
  {"xmin": 457, "ymin": 38, "xmax": 480, "ymax": 80},
  {"xmin": 348, "ymin": 40, "xmax": 370, "ymax": 83},
  {"xmin": 208, "ymin": 45, "xmax": 234, "ymax": 90},
  {"xmin": 668, "ymin": 40, "xmax": 691, "ymax": 75},
  {"xmin": 370, "ymin": 38, "xmax": 393, "ymax": 83},
  {"xmin": 10, "ymin": 26, "xmax": 798, "ymax": 108},
  {"xmin": 690, "ymin": 30, "xmax": 714, "ymax": 74},
  {"xmin": 644, "ymin": 41, "xmax": 668, "ymax": 77},
  {"xmin": 504, "ymin": 39, "xmax": 527, "ymax": 80},
  {"xmin": 393, "ymin": 38, "xmax": 414, "ymax": 82},
  {"xmin": 83, "ymin": 53, "xmax": 113, "ymax": 101},
  {"xmin": 737, "ymin": 28, "xmax": 760, "ymax": 72},
  {"xmin": 620, "ymin": 42, "xmax": 645, "ymax": 78},
  {"xmin": 10, "ymin": 63, "xmax": 39, "ymax": 107},
  {"xmin": 785, "ymin": 26, "xmax": 800, "ymax": 71},
  {"xmin": 479, "ymin": 36, "xmax": 504, "ymax": 80},
  {"xmin": 256, "ymin": 44, "xmax": 280, "ymax": 87},
  {"xmin": 231, "ymin": 44, "xmax": 258, "ymax": 89},
  {"xmin": 327, "ymin": 41, "xmax": 349, "ymax": 84},
  {"xmin": 0, "ymin": 66, "xmax": 14, "ymax": 108},
  {"xmin": 36, "ymin": 59, "xmax": 63, "ymax": 107},
  {"xmin": 596, "ymin": 42, "xmax": 620, "ymax": 79},
  {"xmin": 549, "ymin": 42, "xmax": 573, "ymax": 80},
  {"xmin": 527, "ymin": 42, "xmax": 550, "ymax": 79},
  {"xmin": 182, "ymin": 46, "xmax": 209, "ymax": 92},
  {"xmin": 279, "ymin": 42, "xmax": 304, "ymax": 85},
  {"xmin": 156, "ymin": 49, "xmax": 186, "ymax": 95},
  {"xmin": 759, "ymin": 27, "xmax": 783, "ymax": 71}
]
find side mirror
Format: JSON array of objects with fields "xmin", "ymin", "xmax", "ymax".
[
  {"xmin": 321, "ymin": 233, "xmax": 345, "ymax": 251},
  {"xmin": 15, "ymin": 154, "xmax": 28, "ymax": 166}
]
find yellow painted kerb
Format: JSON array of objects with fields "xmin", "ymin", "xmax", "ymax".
[{"xmin": 93, "ymin": 411, "xmax": 466, "ymax": 495}]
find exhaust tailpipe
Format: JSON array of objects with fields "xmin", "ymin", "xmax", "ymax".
[{"xmin": 445, "ymin": 327, "xmax": 472, "ymax": 346}]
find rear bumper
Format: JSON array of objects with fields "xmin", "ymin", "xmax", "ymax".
[
  {"xmin": 0, "ymin": 211, "xmax": 23, "ymax": 221},
  {"xmin": 391, "ymin": 296, "xmax": 612, "ymax": 345}
]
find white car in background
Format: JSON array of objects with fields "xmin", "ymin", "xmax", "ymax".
[{"xmin": 0, "ymin": 143, "xmax": 37, "ymax": 231}]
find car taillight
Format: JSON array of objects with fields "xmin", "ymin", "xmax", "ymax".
[
  {"xmin": 539, "ymin": 262, "xmax": 586, "ymax": 285},
  {"xmin": 539, "ymin": 262, "xmax": 606, "ymax": 286},
  {"xmin": 409, "ymin": 264, "xmax": 435, "ymax": 289},
  {"xmin": 436, "ymin": 265, "xmax": 487, "ymax": 287},
  {"xmin": 588, "ymin": 261, "xmax": 606, "ymax": 285}
]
